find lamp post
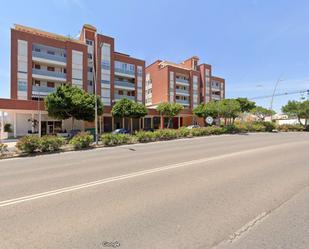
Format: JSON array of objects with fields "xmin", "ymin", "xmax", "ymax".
[
  {"xmin": 270, "ymin": 77, "xmax": 284, "ymax": 121},
  {"xmin": 93, "ymin": 37, "xmax": 103, "ymax": 145}
]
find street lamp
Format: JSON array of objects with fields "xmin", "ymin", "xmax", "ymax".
[
  {"xmin": 270, "ymin": 77, "xmax": 284, "ymax": 121},
  {"xmin": 92, "ymin": 37, "xmax": 103, "ymax": 145}
]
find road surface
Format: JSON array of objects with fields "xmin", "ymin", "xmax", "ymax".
[{"xmin": 0, "ymin": 133, "xmax": 308, "ymax": 249}]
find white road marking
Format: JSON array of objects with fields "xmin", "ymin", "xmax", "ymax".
[{"xmin": 0, "ymin": 141, "xmax": 306, "ymax": 208}]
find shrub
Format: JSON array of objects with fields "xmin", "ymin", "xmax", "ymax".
[
  {"xmin": 101, "ymin": 133, "xmax": 133, "ymax": 146},
  {"xmin": 4, "ymin": 123, "xmax": 12, "ymax": 133},
  {"xmin": 190, "ymin": 128, "xmax": 208, "ymax": 136},
  {"xmin": 245, "ymin": 122, "xmax": 265, "ymax": 132},
  {"xmin": 177, "ymin": 127, "xmax": 191, "ymax": 138},
  {"xmin": 224, "ymin": 124, "xmax": 242, "ymax": 134},
  {"xmin": 206, "ymin": 126, "xmax": 226, "ymax": 135},
  {"xmin": 0, "ymin": 143, "xmax": 8, "ymax": 156},
  {"xmin": 277, "ymin": 124, "xmax": 305, "ymax": 132},
  {"xmin": 39, "ymin": 135, "xmax": 65, "ymax": 152},
  {"xmin": 154, "ymin": 129, "xmax": 178, "ymax": 140},
  {"xmin": 69, "ymin": 132, "xmax": 93, "ymax": 149},
  {"xmin": 135, "ymin": 131, "xmax": 156, "ymax": 143},
  {"xmin": 16, "ymin": 135, "xmax": 41, "ymax": 153},
  {"xmin": 261, "ymin": 121, "xmax": 276, "ymax": 132}
]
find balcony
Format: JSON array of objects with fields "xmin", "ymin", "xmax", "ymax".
[
  {"xmin": 175, "ymin": 88, "xmax": 190, "ymax": 96},
  {"xmin": 32, "ymin": 85, "xmax": 56, "ymax": 96},
  {"xmin": 175, "ymin": 78, "xmax": 190, "ymax": 86},
  {"xmin": 32, "ymin": 51, "xmax": 66, "ymax": 66},
  {"xmin": 32, "ymin": 69, "xmax": 66, "ymax": 82},
  {"xmin": 211, "ymin": 85, "xmax": 221, "ymax": 91},
  {"xmin": 114, "ymin": 68, "xmax": 135, "ymax": 77},
  {"xmin": 114, "ymin": 80, "xmax": 136, "ymax": 90},
  {"xmin": 176, "ymin": 99, "xmax": 190, "ymax": 106},
  {"xmin": 212, "ymin": 95, "xmax": 221, "ymax": 100},
  {"xmin": 114, "ymin": 94, "xmax": 135, "ymax": 101}
]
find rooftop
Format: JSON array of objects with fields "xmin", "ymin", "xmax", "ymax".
[{"xmin": 13, "ymin": 24, "xmax": 85, "ymax": 45}]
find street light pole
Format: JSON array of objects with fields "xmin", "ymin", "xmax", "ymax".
[
  {"xmin": 93, "ymin": 36, "xmax": 103, "ymax": 145},
  {"xmin": 270, "ymin": 77, "xmax": 283, "ymax": 121}
]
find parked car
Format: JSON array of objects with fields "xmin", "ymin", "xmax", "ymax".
[
  {"xmin": 143, "ymin": 128, "xmax": 154, "ymax": 132},
  {"xmin": 112, "ymin": 128, "xmax": 129, "ymax": 134},
  {"xmin": 68, "ymin": 129, "xmax": 81, "ymax": 138},
  {"xmin": 187, "ymin": 125, "xmax": 200, "ymax": 129}
]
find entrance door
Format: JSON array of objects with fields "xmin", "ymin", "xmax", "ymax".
[{"xmin": 47, "ymin": 121, "xmax": 54, "ymax": 134}]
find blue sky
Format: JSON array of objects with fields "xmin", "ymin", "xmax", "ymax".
[{"xmin": 1, "ymin": 0, "xmax": 309, "ymax": 112}]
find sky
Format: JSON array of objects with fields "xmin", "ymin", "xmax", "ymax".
[{"xmin": 1, "ymin": 0, "xmax": 309, "ymax": 112}]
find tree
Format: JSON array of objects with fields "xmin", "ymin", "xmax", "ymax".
[
  {"xmin": 217, "ymin": 99, "xmax": 241, "ymax": 124},
  {"xmin": 193, "ymin": 101, "xmax": 219, "ymax": 126},
  {"xmin": 250, "ymin": 106, "xmax": 275, "ymax": 121},
  {"xmin": 282, "ymin": 100, "xmax": 309, "ymax": 126},
  {"xmin": 45, "ymin": 85, "xmax": 103, "ymax": 129},
  {"xmin": 156, "ymin": 102, "xmax": 183, "ymax": 128},
  {"xmin": 236, "ymin": 98, "xmax": 256, "ymax": 113},
  {"xmin": 111, "ymin": 99, "xmax": 147, "ymax": 131}
]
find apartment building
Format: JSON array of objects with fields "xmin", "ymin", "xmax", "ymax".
[
  {"xmin": 145, "ymin": 56, "xmax": 225, "ymax": 127},
  {"xmin": 0, "ymin": 24, "xmax": 145, "ymax": 136}
]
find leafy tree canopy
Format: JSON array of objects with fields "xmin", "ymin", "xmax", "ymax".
[
  {"xmin": 193, "ymin": 101, "xmax": 219, "ymax": 119},
  {"xmin": 250, "ymin": 106, "xmax": 275, "ymax": 121},
  {"xmin": 44, "ymin": 85, "xmax": 103, "ymax": 123},
  {"xmin": 218, "ymin": 99, "xmax": 241, "ymax": 120},
  {"xmin": 282, "ymin": 100, "xmax": 309, "ymax": 126},
  {"xmin": 236, "ymin": 97, "xmax": 256, "ymax": 113},
  {"xmin": 111, "ymin": 98, "xmax": 147, "ymax": 118},
  {"xmin": 156, "ymin": 102, "xmax": 183, "ymax": 128}
]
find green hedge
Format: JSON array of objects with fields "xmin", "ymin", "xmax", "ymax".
[
  {"xmin": 16, "ymin": 135, "xmax": 65, "ymax": 154},
  {"xmin": 40, "ymin": 135, "xmax": 65, "ymax": 152},
  {"xmin": 16, "ymin": 135, "xmax": 41, "ymax": 153},
  {"xmin": 0, "ymin": 143, "xmax": 8, "ymax": 156},
  {"xmin": 101, "ymin": 133, "xmax": 133, "ymax": 146},
  {"xmin": 277, "ymin": 124, "xmax": 305, "ymax": 132},
  {"xmin": 69, "ymin": 132, "xmax": 93, "ymax": 149}
]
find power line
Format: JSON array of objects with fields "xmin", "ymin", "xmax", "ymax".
[{"xmin": 250, "ymin": 89, "xmax": 309, "ymax": 100}]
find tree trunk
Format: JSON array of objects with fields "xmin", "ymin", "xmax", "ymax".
[
  {"xmin": 71, "ymin": 117, "xmax": 75, "ymax": 130},
  {"xmin": 167, "ymin": 118, "xmax": 171, "ymax": 129}
]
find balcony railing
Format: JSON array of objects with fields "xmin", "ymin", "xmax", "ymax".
[
  {"xmin": 212, "ymin": 95, "xmax": 221, "ymax": 100},
  {"xmin": 32, "ymin": 85, "xmax": 56, "ymax": 96},
  {"xmin": 114, "ymin": 67, "xmax": 135, "ymax": 76},
  {"xmin": 32, "ymin": 68, "xmax": 66, "ymax": 79},
  {"xmin": 175, "ymin": 78, "xmax": 190, "ymax": 84},
  {"xmin": 32, "ymin": 51, "xmax": 66, "ymax": 63},
  {"xmin": 211, "ymin": 85, "xmax": 221, "ymax": 90},
  {"xmin": 176, "ymin": 99, "xmax": 190, "ymax": 105},
  {"xmin": 175, "ymin": 88, "xmax": 190, "ymax": 95},
  {"xmin": 114, "ymin": 94, "xmax": 135, "ymax": 101},
  {"xmin": 114, "ymin": 80, "xmax": 136, "ymax": 89}
]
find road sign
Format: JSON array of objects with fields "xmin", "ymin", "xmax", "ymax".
[{"xmin": 206, "ymin": 116, "xmax": 213, "ymax": 125}]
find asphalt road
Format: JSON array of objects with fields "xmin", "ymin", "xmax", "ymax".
[{"xmin": 0, "ymin": 133, "xmax": 308, "ymax": 249}]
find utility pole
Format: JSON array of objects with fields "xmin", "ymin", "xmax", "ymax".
[{"xmin": 270, "ymin": 76, "xmax": 283, "ymax": 121}]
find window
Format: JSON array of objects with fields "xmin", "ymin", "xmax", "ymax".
[
  {"xmin": 88, "ymin": 67, "xmax": 93, "ymax": 72},
  {"xmin": 63, "ymin": 68, "xmax": 67, "ymax": 74},
  {"xmin": 88, "ymin": 53, "xmax": 93, "ymax": 59},
  {"xmin": 47, "ymin": 66, "xmax": 55, "ymax": 71},
  {"xmin": 34, "ymin": 64, "xmax": 41, "ymax": 69},
  {"xmin": 88, "ymin": 80, "xmax": 93, "ymax": 86},
  {"xmin": 34, "ymin": 80, "xmax": 40, "ymax": 86},
  {"xmin": 118, "ymin": 90, "xmax": 124, "ymax": 95},
  {"xmin": 47, "ymin": 82, "xmax": 54, "ymax": 88},
  {"xmin": 47, "ymin": 50, "xmax": 55, "ymax": 55},
  {"xmin": 86, "ymin": 40, "xmax": 93, "ymax": 46},
  {"xmin": 34, "ymin": 48, "xmax": 40, "ymax": 52}
]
